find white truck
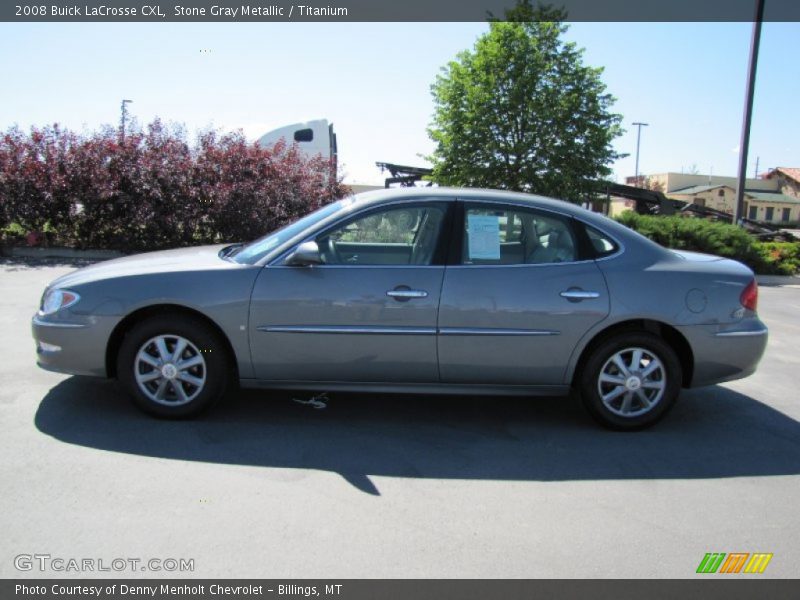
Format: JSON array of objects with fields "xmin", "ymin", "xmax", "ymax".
[{"xmin": 257, "ymin": 119, "xmax": 337, "ymax": 168}]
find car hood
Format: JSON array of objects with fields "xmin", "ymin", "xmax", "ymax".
[{"xmin": 49, "ymin": 244, "xmax": 238, "ymax": 289}]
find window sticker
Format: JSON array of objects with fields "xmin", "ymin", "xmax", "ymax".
[{"xmin": 467, "ymin": 214, "xmax": 501, "ymax": 260}]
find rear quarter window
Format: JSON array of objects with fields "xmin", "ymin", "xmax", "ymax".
[{"xmin": 585, "ymin": 225, "xmax": 619, "ymax": 258}]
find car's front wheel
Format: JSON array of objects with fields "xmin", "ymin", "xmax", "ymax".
[
  {"xmin": 579, "ymin": 332, "xmax": 682, "ymax": 430},
  {"xmin": 117, "ymin": 314, "xmax": 230, "ymax": 418}
]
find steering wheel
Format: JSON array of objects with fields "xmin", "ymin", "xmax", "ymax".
[{"xmin": 320, "ymin": 236, "xmax": 342, "ymax": 265}]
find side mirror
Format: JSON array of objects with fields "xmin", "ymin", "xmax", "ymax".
[{"xmin": 285, "ymin": 241, "xmax": 322, "ymax": 266}]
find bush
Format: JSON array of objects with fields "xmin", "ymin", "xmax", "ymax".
[
  {"xmin": 616, "ymin": 211, "xmax": 799, "ymax": 275},
  {"xmin": 0, "ymin": 125, "xmax": 78, "ymax": 241},
  {"xmin": 1, "ymin": 222, "xmax": 26, "ymax": 245},
  {"xmin": 0, "ymin": 120, "xmax": 349, "ymax": 252},
  {"xmin": 192, "ymin": 130, "xmax": 342, "ymax": 243},
  {"xmin": 66, "ymin": 121, "xmax": 199, "ymax": 251},
  {"xmin": 753, "ymin": 242, "xmax": 800, "ymax": 276}
]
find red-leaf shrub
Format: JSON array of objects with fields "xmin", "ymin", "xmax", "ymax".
[
  {"xmin": 67, "ymin": 120, "xmax": 198, "ymax": 250},
  {"xmin": 192, "ymin": 130, "xmax": 346, "ymax": 243},
  {"xmin": 0, "ymin": 125, "xmax": 77, "ymax": 242},
  {"xmin": 0, "ymin": 120, "xmax": 349, "ymax": 252}
]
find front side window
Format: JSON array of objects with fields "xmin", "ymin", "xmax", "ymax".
[
  {"xmin": 462, "ymin": 205, "xmax": 577, "ymax": 265},
  {"xmin": 234, "ymin": 199, "xmax": 351, "ymax": 264},
  {"xmin": 318, "ymin": 204, "xmax": 447, "ymax": 266}
]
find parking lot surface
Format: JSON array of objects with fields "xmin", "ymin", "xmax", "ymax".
[{"xmin": 1, "ymin": 259, "xmax": 799, "ymax": 578}]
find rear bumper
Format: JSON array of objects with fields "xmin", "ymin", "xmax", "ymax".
[
  {"xmin": 677, "ymin": 319, "xmax": 768, "ymax": 387},
  {"xmin": 32, "ymin": 314, "xmax": 118, "ymax": 377}
]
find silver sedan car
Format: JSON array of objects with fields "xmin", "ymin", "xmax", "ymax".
[{"xmin": 32, "ymin": 188, "xmax": 768, "ymax": 429}]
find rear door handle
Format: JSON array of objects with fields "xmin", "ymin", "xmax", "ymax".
[
  {"xmin": 387, "ymin": 289, "xmax": 428, "ymax": 300},
  {"xmin": 560, "ymin": 290, "xmax": 600, "ymax": 300}
]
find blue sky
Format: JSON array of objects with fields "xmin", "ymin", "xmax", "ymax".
[{"xmin": 0, "ymin": 21, "xmax": 797, "ymax": 185}]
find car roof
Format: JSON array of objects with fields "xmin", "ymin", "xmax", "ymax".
[
  {"xmin": 350, "ymin": 186, "xmax": 593, "ymax": 217},
  {"xmin": 350, "ymin": 185, "xmax": 631, "ymax": 226}
]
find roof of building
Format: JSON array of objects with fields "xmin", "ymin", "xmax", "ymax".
[
  {"xmin": 669, "ymin": 184, "xmax": 800, "ymax": 205},
  {"xmin": 670, "ymin": 184, "xmax": 728, "ymax": 195},
  {"xmin": 764, "ymin": 167, "xmax": 800, "ymax": 184},
  {"xmin": 745, "ymin": 191, "xmax": 800, "ymax": 205}
]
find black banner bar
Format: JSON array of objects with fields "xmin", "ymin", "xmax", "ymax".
[
  {"xmin": 4, "ymin": 580, "xmax": 800, "ymax": 600},
  {"xmin": 2, "ymin": 0, "xmax": 800, "ymax": 22}
]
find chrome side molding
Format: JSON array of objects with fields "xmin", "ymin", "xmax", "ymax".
[{"xmin": 438, "ymin": 327, "xmax": 560, "ymax": 337}]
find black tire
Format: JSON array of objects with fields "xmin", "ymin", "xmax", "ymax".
[
  {"xmin": 117, "ymin": 314, "xmax": 230, "ymax": 418},
  {"xmin": 579, "ymin": 332, "xmax": 682, "ymax": 430}
]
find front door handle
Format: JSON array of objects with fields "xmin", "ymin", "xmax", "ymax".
[
  {"xmin": 560, "ymin": 289, "xmax": 600, "ymax": 301},
  {"xmin": 387, "ymin": 289, "xmax": 428, "ymax": 300}
]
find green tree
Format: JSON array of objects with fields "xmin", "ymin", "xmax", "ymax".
[{"xmin": 427, "ymin": 1, "xmax": 624, "ymax": 201}]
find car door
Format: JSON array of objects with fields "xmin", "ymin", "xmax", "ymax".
[
  {"xmin": 437, "ymin": 201, "xmax": 610, "ymax": 385},
  {"xmin": 249, "ymin": 201, "xmax": 452, "ymax": 383}
]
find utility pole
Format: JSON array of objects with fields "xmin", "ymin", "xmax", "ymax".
[
  {"xmin": 120, "ymin": 99, "xmax": 133, "ymax": 142},
  {"xmin": 632, "ymin": 122, "xmax": 649, "ymax": 187},
  {"xmin": 733, "ymin": 0, "xmax": 765, "ymax": 225},
  {"xmin": 754, "ymin": 156, "xmax": 760, "ymax": 179}
]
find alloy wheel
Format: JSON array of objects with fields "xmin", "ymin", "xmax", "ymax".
[
  {"xmin": 596, "ymin": 346, "xmax": 666, "ymax": 418},
  {"xmin": 134, "ymin": 334, "xmax": 206, "ymax": 406}
]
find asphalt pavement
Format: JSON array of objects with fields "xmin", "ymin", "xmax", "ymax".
[{"xmin": 1, "ymin": 259, "xmax": 799, "ymax": 578}]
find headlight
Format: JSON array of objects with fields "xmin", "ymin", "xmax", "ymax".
[{"xmin": 39, "ymin": 289, "xmax": 81, "ymax": 315}]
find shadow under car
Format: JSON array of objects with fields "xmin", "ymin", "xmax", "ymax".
[{"xmin": 34, "ymin": 377, "xmax": 800, "ymax": 495}]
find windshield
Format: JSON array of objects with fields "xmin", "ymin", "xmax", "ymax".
[{"xmin": 233, "ymin": 199, "xmax": 351, "ymax": 264}]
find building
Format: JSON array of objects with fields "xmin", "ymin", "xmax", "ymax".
[
  {"xmin": 624, "ymin": 171, "xmax": 800, "ymax": 224},
  {"xmin": 762, "ymin": 167, "xmax": 800, "ymax": 199}
]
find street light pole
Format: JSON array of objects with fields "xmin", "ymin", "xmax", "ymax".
[
  {"xmin": 632, "ymin": 122, "xmax": 649, "ymax": 187},
  {"xmin": 733, "ymin": 0, "xmax": 765, "ymax": 226},
  {"xmin": 120, "ymin": 99, "xmax": 133, "ymax": 142}
]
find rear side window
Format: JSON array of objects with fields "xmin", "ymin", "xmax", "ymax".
[
  {"xmin": 461, "ymin": 204, "xmax": 577, "ymax": 265},
  {"xmin": 585, "ymin": 225, "xmax": 619, "ymax": 258}
]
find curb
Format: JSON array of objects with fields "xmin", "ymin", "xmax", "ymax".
[
  {"xmin": 756, "ymin": 274, "xmax": 800, "ymax": 288},
  {"xmin": 2, "ymin": 246, "xmax": 125, "ymax": 261}
]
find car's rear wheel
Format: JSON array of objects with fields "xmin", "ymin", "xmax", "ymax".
[
  {"xmin": 117, "ymin": 314, "xmax": 229, "ymax": 418},
  {"xmin": 579, "ymin": 332, "xmax": 682, "ymax": 430}
]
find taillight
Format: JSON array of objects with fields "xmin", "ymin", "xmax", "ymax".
[{"xmin": 740, "ymin": 279, "xmax": 758, "ymax": 312}]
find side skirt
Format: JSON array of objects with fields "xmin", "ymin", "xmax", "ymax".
[{"xmin": 238, "ymin": 379, "xmax": 571, "ymax": 397}]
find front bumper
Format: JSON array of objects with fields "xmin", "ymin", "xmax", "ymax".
[
  {"xmin": 32, "ymin": 314, "xmax": 119, "ymax": 377},
  {"xmin": 677, "ymin": 319, "xmax": 769, "ymax": 387}
]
